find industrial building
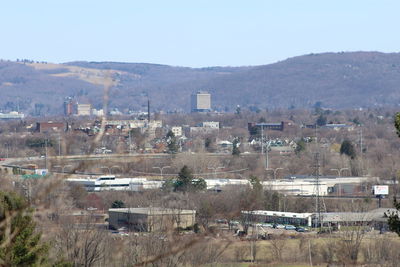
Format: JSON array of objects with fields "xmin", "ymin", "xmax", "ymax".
[
  {"xmin": 273, "ymin": 175, "xmax": 378, "ymax": 196},
  {"xmin": 67, "ymin": 176, "xmax": 163, "ymax": 192},
  {"xmin": 191, "ymin": 91, "xmax": 211, "ymax": 112},
  {"xmin": 36, "ymin": 122, "xmax": 65, "ymax": 133},
  {"xmin": 67, "ymin": 175, "xmax": 376, "ymax": 196},
  {"xmin": 242, "ymin": 208, "xmax": 397, "ymax": 229},
  {"xmin": 0, "ymin": 111, "xmax": 25, "ymax": 120},
  {"xmin": 108, "ymin": 207, "xmax": 196, "ymax": 232},
  {"xmin": 204, "ymin": 179, "xmax": 249, "ymax": 190},
  {"xmin": 248, "ymin": 121, "xmax": 292, "ymax": 133},
  {"xmin": 205, "ymin": 176, "xmax": 375, "ymax": 196},
  {"xmin": 242, "ymin": 210, "xmax": 313, "ymax": 227}
]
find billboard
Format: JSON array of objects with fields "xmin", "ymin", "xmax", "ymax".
[{"xmin": 373, "ymin": 185, "xmax": 389, "ymax": 195}]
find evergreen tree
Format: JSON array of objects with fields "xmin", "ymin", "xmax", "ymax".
[
  {"xmin": 340, "ymin": 139, "xmax": 357, "ymax": 159},
  {"xmin": 232, "ymin": 138, "xmax": 241, "ymax": 156},
  {"xmin": 0, "ymin": 191, "xmax": 48, "ymax": 266},
  {"xmin": 387, "ymin": 199, "xmax": 400, "ymax": 236},
  {"xmin": 395, "ymin": 112, "xmax": 400, "ymax": 138},
  {"xmin": 204, "ymin": 137, "xmax": 216, "ymax": 152},
  {"xmin": 235, "ymin": 105, "xmax": 241, "ymax": 115},
  {"xmin": 174, "ymin": 166, "xmax": 206, "ymax": 192},
  {"xmin": 166, "ymin": 130, "xmax": 178, "ymax": 154},
  {"xmin": 174, "ymin": 165, "xmax": 194, "ymax": 192},
  {"xmin": 192, "ymin": 178, "xmax": 207, "ymax": 191},
  {"xmin": 295, "ymin": 140, "xmax": 306, "ymax": 155},
  {"xmin": 161, "ymin": 179, "xmax": 175, "ymax": 192},
  {"xmin": 111, "ymin": 200, "xmax": 125, "ymax": 208},
  {"xmin": 387, "ymin": 112, "xmax": 400, "ymax": 236},
  {"xmin": 258, "ymin": 117, "xmax": 266, "ymax": 123},
  {"xmin": 316, "ymin": 114, "xmax": 327, "ymax": 126}
]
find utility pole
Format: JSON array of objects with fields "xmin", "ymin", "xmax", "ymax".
[
  {"xmin": 261, "ymin": 125, "xmax": 264, "ymax": 155},
  {"xmin": 58, "ymin": 134, "xmax": 61, "ymax": 156},
  {"xmin": 44, "ymin": 139, "xmax": 48, "ymax": 170},
  {"xmin": 128, "ymin": 130, "xmax": 132, "ymax": 154},
  {"xmin": 5, "ymin": 143, "xmax": 9, "ymax": 158},
  {"xmin": 153, "ymin": 166, "xmax": 171, "ymax": 177},
  {"xmin": 208, "ymin": 166, "xmax": 224, "ymax": 179},
  {"xmin": 260, "ymin": 125, "xmax": 269, "ymax": 169},
  {"xmin": 266, "ymin": 129, "xmax": 269, "ymax": 169},
  {"xmin": 359, "ymin": 127, "xmax": 363, "ymax": 176}
]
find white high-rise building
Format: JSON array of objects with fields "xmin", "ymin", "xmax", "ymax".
[
  {"xmin": 171, "ymin": 126, "xmax": 183, "ymax": 137},
  {"xmin": 191, "ymin": 91, "xmax": 211, "ymax": 112},
  {"xmin": 77, "ymin": 104, "xmax": 92, "ymax": 116}
]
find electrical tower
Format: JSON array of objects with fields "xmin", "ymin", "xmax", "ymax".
[
  {"xmin": 312, "ymin": 127, "xmax": 326, "ymax": 230},
  {"xmin": 313, "ymin": 152, "xmax": 323, "ymax": 229}
]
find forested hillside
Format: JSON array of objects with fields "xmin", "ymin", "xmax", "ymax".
[{"xmin": 1, "ymin": 51, "xmax": 400, "ymax": 115}]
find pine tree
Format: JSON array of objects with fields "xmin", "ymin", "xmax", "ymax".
[
  {"xmin": 174, "ymin": 165, "xmax": 193, "ymax": 191},
  {"xmin": 111, "ymin": 200, "xmax": 125, "ymax": 208},
  {"xmin": 166, "ymin": 130, "xmax": 178, "ymax": 154},
  {"xmin": 295, "ymin": 140, "xmax": 306, "ymax": 155},
  {"xmin": 316, "ymin": 114, "xmax": 327, "ymax": 126},
  {"xmin": 232, "ymin": 138, "xmax": 241, "ymax": 156},
  {"xmin": 0, "ymin": 191, "xmax": 48, "ymax": 266},
  {"xmin": 174, "ymin": 166, "xmax": 206, "ymax": 192},
  {"xmin": 395, "ymin": 112, "xmax": 400, "ymax": 138},
  {"xmin": 387, "ymin": 199, "xmax": 400, "ymax": 236},
  {"xmin": 387, "ymin": 112, "xmax": 400, "ymax": 236},
  {"xmin": 340, "ymin": 139, "xmax": 357, "ymax": 159}
]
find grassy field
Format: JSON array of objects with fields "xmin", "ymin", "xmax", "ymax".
[
  {"xmin": 28, "ymin": 62, "xmax": 124, "ymax": 86},
  {"xmin": 207, "ymin": 263, "xmax": 321, "ymax": 267},
  {"xmin": 208, "ymin": 231, "xmax": 400, "ymax": 266}
]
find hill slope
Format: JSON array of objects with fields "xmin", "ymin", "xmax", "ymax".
[{"xmin": 1, "ymin": 51, "xmax": 400, "ymax": 115}]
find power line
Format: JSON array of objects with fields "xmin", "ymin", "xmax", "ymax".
[{"xmin": 129, "ymin": 168, "xmax": 249, "ymax": 176}]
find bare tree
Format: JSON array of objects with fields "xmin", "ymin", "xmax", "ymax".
[
  {"xmin": 269, "ymin": 235, "xmax": 287, "ymax": 262},
  {"xmin": 55, "ymin": 215, "xmax": 106, "ymax": 267}
]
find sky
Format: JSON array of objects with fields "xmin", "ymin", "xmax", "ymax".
[{"xmin": 1, "ymin": 0, "xmax": 399, "ymax": 67}]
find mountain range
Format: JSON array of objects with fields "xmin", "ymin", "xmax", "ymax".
[{"xmin": 1, "ymin": 51, "xmax": 400, "ymax": 115}]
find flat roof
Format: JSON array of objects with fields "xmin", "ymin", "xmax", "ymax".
[
  {"xmin": 255, "ymin": 123, "xmax": 282, "ymax": 126},
  {"xmin": 284, "ymin": 175, "xmax": 372, "ymax": 180},
  {"xmin": 242, "ymin": 208, "xmax": 398, "ymax": 223},
  {"xmin": 109, "ymin": 207, "xmax": 196, "ymax": 215},
  {"xmin": 242, "ymin": 210, "xmax": 313, "ymax": 219}
]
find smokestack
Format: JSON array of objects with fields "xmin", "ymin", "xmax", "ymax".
[{"xmin": 147, "ymin": 99, "xmax": 150, "ymax": 121}]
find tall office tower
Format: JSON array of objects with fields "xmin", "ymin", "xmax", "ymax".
[
  {"xmin": 191, "ymin": 91, "xmax": 211, "ymax": 113},
  {"xmin": 63, "ymin": 97, "xmax": 74, "ymax": 116}
]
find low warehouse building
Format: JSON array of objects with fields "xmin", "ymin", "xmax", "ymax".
[
  {"xmin": 242, "ymin": 210, "xmax": 313, "ymax": 227},
  {"xmin": 108, "ymin": 207, "xmax": 196, "ymax": 232},
  {"xmin": 242, "ymin": 208, "xmax": 398, "ymax": 229}
]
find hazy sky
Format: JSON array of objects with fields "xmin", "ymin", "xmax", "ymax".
[{"xmin": 1, "ymin": 0, "xmax": 399, "ymax": 67}]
